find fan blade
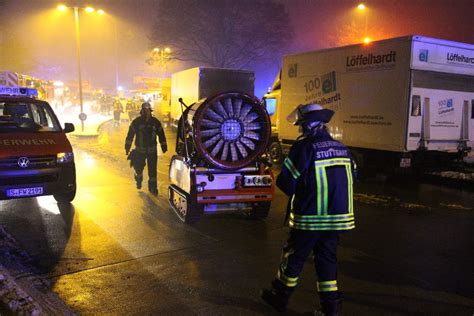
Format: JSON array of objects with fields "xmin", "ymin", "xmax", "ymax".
[
  {"xmin": 240, "ymin": 137, "xmax": 256, "ymax": 150},
  {"xmin": 243, "ymin": 131, "xmax": 260, "ymax": 140},
  {"xmin": 230, "ymin": 142, "xmax": 238, "ymax": 161},
  {"xmin": 204, "ymin": 134, "xmax": 221, "ymax": 148},
  {"xmin": 211, "ymin": 139, "xmax": 224, "ymax": 157},
  {"xmin": 201, "ymin": 128, "xmax": 220, "ymax": 137},
  {"xmin": 221, "ymin": 142, "xmax": 229, "ymax": 160},
  {"xmin": 243, "ymin": 112, "xmax": 259, "ymax": 124},
  {"xmin": 244, "ymin": 122, "xmax": 261, "ymax": 130},
  {"xmin": 205, "ymin": 108, "xmax": 224, "ymax": 122},
  {"xmin": 213, "ymin": 100, "xmax": 229, "ymax": 119},
  {"xmin": 224, "ymin": 98, "xmax": 234, "ymax": 118},
  {"xmin": 201, "ymin": 119, "xmax": 222, "ymax": 128},
  {"xmin": 236, "ymin": 140, "xmax": 248, "ymax": 158},
  {"xmin": 233, "ymin": 98, "xmax": 242, "ymax": 118},
  {"xmin": 239, "ymin": 104, "xmax": 252, "ymax": 120}
]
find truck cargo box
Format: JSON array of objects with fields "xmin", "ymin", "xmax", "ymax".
[
  {"xmin": 170, "ymin": 67, "xmax": 255, "ymax": 126},
  {"xmin": 265, "ymin": 35, "xmax": 474, "ymax": 170}
]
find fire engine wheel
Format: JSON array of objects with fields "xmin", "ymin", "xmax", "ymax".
[
  {"xmin": 168, "ymin": 185, "xmax": 203, "ymax": 224},
  {"xmin": 53, "ymin": 186, "xmax": 76, "ymax": 204},
  {"xmin": 249, "ymin": 202, "xmax": 271, "ymax": 219},
  {"xmin": 193, "ymin": 92, "xmax": 271, "ymax": 170}
]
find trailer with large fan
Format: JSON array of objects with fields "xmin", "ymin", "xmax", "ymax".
[{"xmin": 168, "ymin": 91, "xmax": 274, "ymax": 223}]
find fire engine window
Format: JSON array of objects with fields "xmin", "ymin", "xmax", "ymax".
[
  {"xmin": 411, "ymin": 95, "xmax": 421, "ymax": 116},
  {"xmin": 0, "ymin": 102, "xmax": 60, "ymax": 132},
  {"xmin": 30, "ymin": 103, "xmax": 57, "ymax": 130}
]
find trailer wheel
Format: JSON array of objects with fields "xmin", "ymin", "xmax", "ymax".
[
  {"xmin": 53, "ymin": 186, "xmax": 76, "ymax": 203},
  {"xmin": 249, "ymin": 202, "xmax": 271, "ymax": 219},
  {"xmin": 168, "ymin": 185, "xmax": 203, "ymax": 223},
  {"xmin": 269, "ymin": 140, "xmax": 283, "ymax": 164}
]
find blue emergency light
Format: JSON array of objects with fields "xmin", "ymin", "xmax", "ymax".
[{"xmin": 0, "ymin": 86, "xmax": 38, "ymax": 97}]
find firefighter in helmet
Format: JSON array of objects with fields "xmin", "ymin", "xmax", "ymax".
[
  {"xmin": 112, "ymin": 98, "xmax": 123, "ymax": 127},
  {"xmin": 126, "ymin": 98, "xmax": 136, "ymax": 121},
  {"xmin": 125, "ymin": 102, "xmax": 167, "ymax": 194},
  {"xmin": 261, "ymin": 103, "xmax": 356, "ymax": 315}
]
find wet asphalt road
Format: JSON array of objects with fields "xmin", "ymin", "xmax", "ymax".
[{"xmin": 0, "ymin": 122, "xmax": 473, "ymax": 315}]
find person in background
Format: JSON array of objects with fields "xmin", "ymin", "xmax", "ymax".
[
  {"xmin": 112, "ymin": 98, "xmax": 123, "ymax": 127},
  {"xmin": 125, "ymin": 102, "xmax": 167, "ymax": 195},
  {"xmin": 126, "ymin": 98, "xmax": 137, "ymax": 121}
]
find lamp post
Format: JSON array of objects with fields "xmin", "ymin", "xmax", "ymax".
[
  {"xmin": 357, "ymin": 3, "xmax": 369, "ymax": 43},
  {"xmin": 114, "ymin": 19, "xmax": 119, "ymax": 92},
  {"xmin": 57, "ymin": 4, "xmax": 105, "ymax": 132}
]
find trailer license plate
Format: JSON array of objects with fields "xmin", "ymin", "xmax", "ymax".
[{"xmin": 6, "ymin": 187, "xmax": 44, "ymax": 198}]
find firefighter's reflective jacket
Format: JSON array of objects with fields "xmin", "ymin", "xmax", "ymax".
[
  {"xmin": 125, "ymin": 116, "xmax": 167, "ymax": 154},
  {"xmin": 276, "ymin": 129, "xmax": 355, "ymax": 231}
]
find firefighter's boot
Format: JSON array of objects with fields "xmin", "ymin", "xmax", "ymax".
[
  {"xmin": 148, "ymin": 180, "xmax": 158, "ymax": 195},
  {"xmin": 314, "ymin": 292, "xmax": 343, "ymax": 316},
  {"xmin": 261, "ymin": 280, "xmax": 293, "ymax": 313},
  {"xmin": 135, "ymin": 174, "xmax": 143, "ymax": 190}
]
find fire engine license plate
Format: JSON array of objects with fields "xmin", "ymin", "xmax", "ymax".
[{"xmin": 6, "ymin": 187, "xmax": 44, "ymax": 198}]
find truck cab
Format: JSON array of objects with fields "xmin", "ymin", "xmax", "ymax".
[
  {"xmin": 0, "ymin": 86, "xmax": 76, "ymax": 202},
  {"xmin": 262, "ymin": 71, "xmax": 284, "ymax": 164}
]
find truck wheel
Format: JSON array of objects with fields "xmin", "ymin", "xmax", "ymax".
[
  {"xmin": 168, "ymin": 185, "xmax": 203, "ymax": 223},
  {"xmin": 53, "ymin": 187, "xmax": 76, "ymax": 203},
  {"xmin": 250, "ymin": 202, "xmax": 271, "ymax": 219},
  {"xmin": 269, "ymin": 141, "xmax": 283, "ymax": 164}
]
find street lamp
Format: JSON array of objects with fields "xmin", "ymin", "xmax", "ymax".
[
  {"xmin": 147, "ymin": 47, "xmax": 172, "ymax": 77},
  {"xmin": 57, "ymin": 4, "xmax": 105, "ymax": 132}
]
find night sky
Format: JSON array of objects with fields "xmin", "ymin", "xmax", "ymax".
[{"xmin": 2, "ymin": 0, "xmax": 473, "ymax": 97}]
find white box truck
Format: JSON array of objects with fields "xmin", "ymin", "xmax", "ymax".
[
  {"xmin": 264, "ymin": 35, "xmax": 474, "ymax": 171},
  {"xmin": 170, "ymin": 67, "xmax": 255, "ymax": 127}
]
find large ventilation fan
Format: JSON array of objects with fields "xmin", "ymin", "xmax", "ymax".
[{"xmin": 187, "ymin": 92, "xmax": 271, "ymax": 170}]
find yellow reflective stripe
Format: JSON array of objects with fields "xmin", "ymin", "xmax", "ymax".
[
  {"xmin": 289, "ymin": 220, "xmax": 355, "ymax": 231},
  {"xmin": 285, "ymin": 157, "xmax": 300, "ymax": 176},
  {"xmin": 345, "ymin": 164, "xmax": 354, "ymax": 214},
  {"xmin": 315, "ymin": 165, "xmax": 322, "ymax": 214},
  {"xmin": 317, "ymin": 280, "xmax": 338, "ymax": 292},
  {"xmin": 289, "ymin": 220, "xmax": 355, "ymax": 227},
  {"xmin": 291, "ymin": 212, "xmax": 354, "ymax": 220},
  {"xmin": 316, "ymin": 157, "xmax": 351, "ymax": 165},
  {"xmin": 314, "ymin": 158, "xmax": 353, "ymax": 216},
  {"xmin": 290, "ymin": 226, "xmax": 355, "ymax": 231},
  {"xmin": 283, "ymin": 157, "xmax": 301, "ymax": 179},
  {"xmin": 322, "ymin": 167, "xmax": 328, "ymax": 214},
  {"xmin": 291, "ymin": 216, "xmax": 354, "ymax": 223},
  {"xmin": 276, "ymin": 270, "xmax": 298, "ymax": 287}
]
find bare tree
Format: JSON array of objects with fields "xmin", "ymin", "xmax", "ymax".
[{"xmin": 149, "ymin": 0, "xmax": 293, "ymax": 69}]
